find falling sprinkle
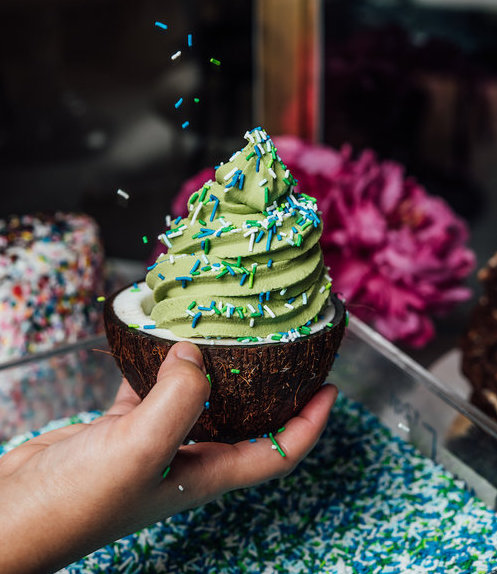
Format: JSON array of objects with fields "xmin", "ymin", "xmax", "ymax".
[
  {"xmin": 162, "ymin": 466, "xmax": 171, "ymax": 478},
  {"xmin": 116, "ymin": 189, "xmax": 129, "ymax": 200},
  {"xmin": 155, "ymin": 21, "xmax": 168, "ymax": 30},
  {"xmin": 182, "ymin": 121, "xmax": 190, "ymax": 129},
  {"xmin": 210, "ymin": 57, "xmax": 221, "ymax": 66},
  {"xmin": 174, "ymin": 97, "xmax": 183, "ymax": 109},
  {"xmin": 178, "ymin": 484, "xmax": 184, "ymax": 492},
  {"xmin": 171, "ymin": 50, "xmax": 182, "ymax": 60}
]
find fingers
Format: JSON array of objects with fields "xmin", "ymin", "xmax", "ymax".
[
  {"xmin": 161, "ymin": 384, "xmax": 338, "ymax": 505},
  {"xmin": 126, "ymin": 342, "xmax": 210, "ymax": 467},
  {"xmin": 104, "ymin": 378, "xmax": 141, "ymax": 418}
]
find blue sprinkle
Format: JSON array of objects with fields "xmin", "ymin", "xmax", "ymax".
[
  {"xmin": 192, "ymin": 312, "xmax": 202, "ymax": 328},
  {"xmin": 288, "ymin": 297, "xmax": 296, "ymax": 304},
  {"xmin": 190, "ymin": 259, "xmax": 201, "ymax": 274},
  {"xmin": 175, "ymin": 276, "xmax": 193, "ymax": 282},
  {"xmin": 265, "ymin": 229, "xmax": 273, "ymax": 251},
  {"xmin": 143, "ymin": 324, "xmax": 156, "ymax": 329},
  {"xmin": 158, "ymin": 273, "xmax": 165, "ymax": 280},
  {"xmin": 198, "ymin": 305, "xmax": 211, "ymax": 311},
  {"xmin": 240, "ymin": 273, "xmax": 248, "ymax": 286},
  {"xmin": 255, "ymin": 230, "xmax": 264, "ymax": 243},
  {"xmin": 174, "ymin": 216, "xmax": 182, "ymax": 224},
  {"xmin": 188, "ymin": 33, "xmax": 193, "ymax": 47},
  {"xmin": 155, "ymin": 21, "xmax": 168, "ymax": 30},
  {"xmin": 147, "ymin": 263, "xmax": 158, "ymax": 271},
  {"xmin": 258, "ymin": 303, "xmax": 264, "ymax": 315},
  {"xmin": 238, "ymin": 174, "xmax": 245, "ymax": 190},
  {"xmin": 256, "ymin": 157, "xmax": 260, "ymax": 172},
  {"xmin": 265, "ymin": 291, "xmax": 270, "ymax": 301},
  {"xmin": 175, "ymin": 98, "xmax": 183, "ymax": 109},
  {"xmin": 249, "ymin": 438, "xmax": 257, "ymax": 443},
  {"xmin": 226, "ymin": 265, "xmax": 235, "ymax": 276},
  {"xmin": 267, "ymin": 259, "xmax": 273, "ymax": 268},
  {"xmin": 182, "ymin": 121, "xmax": 190, "ymax": 129}
]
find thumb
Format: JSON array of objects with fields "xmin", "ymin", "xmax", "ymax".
[{"xmin": 127, "ymin": 342, "xmax": 210, "ymax": 467}]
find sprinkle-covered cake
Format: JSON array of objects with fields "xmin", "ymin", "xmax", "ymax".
[
  {"xmin": 461, "ymin": 252, "xmax": 497, "ymax": 419},
  {"xmin": 0, "ymin": 212, "xmax": 104, "ymax": 364},
  {"xmin": 105, "ymin": 127, "xmax": 347, "ymax": 442}
]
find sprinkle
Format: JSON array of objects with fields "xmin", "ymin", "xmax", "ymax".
[
  {"xmin": 147, "ymin": 263, "xmax": 158, "ymax": 271},
  {"xmin": 194, "ymin": 97, "xmax": 200, "ymax": 103},
  {"xmin": 204, "ymin": 401, "xmax": 210, "ymax": 410},
  {"xmin": 158, "ymin": 273, "xmax": 165, "ymax": 280},
  {"xmin": 171, "ymin": 50, "xmax": 182, "ymax": 60},
  {"xmin": 188, "ymin": 301, "xmax": 196, "ymax": 310},
  {"xmin": 155, "ymin": 21, "xmax": 168, "ymax": 30},
  {"xmin": 263, "ymin": 305, "xmax": 276, "ymax": 318},
  {"xmin": 267, "ymin": 259, "xmax": 273, "ymax": 268},
  {"xmin": 192, "ymin": 312, "xmax": 202, "ymax": 328},
  {"xmin": 162, "ymin": 466, "xmax": 171, "ymax": 479},
  {"xmin": 182, "ymin": 121, "xmax": 190, "ymax": 129},
  {"xmin": 302, "ymin": 292, "xmax": 308, "ymax": 305},
  {"xmin": 268, "ymin": 168, "xmax": 277, "ymax": 179},
  {"xmin": 326, "ymin": 322, "xmax": 334, "ymax": 328},
  {"xmin": 128, "ymin": 324, "xmax": 140, "ymax": 329},
  {"xmin": 178, "ymin": 484, "xmax": 184, "ymax": 492},
  {"xmin": 142, "ymin": 235, "xmax": 148, "ymax": 244},
  {"xmin": 143, "ymin": 324, "xmax": 156, "ymax": 330},
  {"xmin": 345, "ymin": 310, "xmax": 350, "ymax": 327},
  {"xmin": 97, "ymin": 296, "xmax": 106, "ymax": 302},
  {"xmin": 210, "ymin": 57, "xmax": 221, "ymax": 66},
  {"xmin": 116, "ymin": 188, "xmax": 129, "ymax": 200},
  {"xmin": 248, "ymin": 271, "xmax": 254, "ymax": 289},
  {"xmin": 249, "ymin": 318, "xmax": 255, "ymax": 327},
  {"xmin": 255, "ymin": 230, "xmax": 264, "ymax": 243},
  {"xmin": 190, "ymin": 260, "xmax": 200, "ymax": 274},
  {"xmin": 269, "ymin": 432, "xmax": 286, "ymax": 457},
  {"xmin": 191, "ymin": 202, "xmax": 203, "ymax": 225},
  {"xmin": 231, "ymin": 369, "xmax": 240, "ymax": 374},
  {"xmin": 249, "ymin": 438, "xmax": 257, "ymax": 443},
  {"xmin": 206, "ymin": 373, "xmax": 211, "ymax": 386},
  {"xmin": 277, "ymin": 426, "xmax": 285, "ymax": 433},
  {"xmin": 175, "ymin": 276, "xmax": 193, "ymax": 282},
  {"xmin": 187, "ymin": 33, "xmax": 193, "ymax": 46},
  {"xmin": 174, "ymin": 98, "xmax": 183, "ymax": 109},
  {"xmin": 259, "ymin": 178, "xmax": 268, "ymax": 187},
  {"xmin": 280, "ymin": 288, "xmax": 287, "ymax": 296}
]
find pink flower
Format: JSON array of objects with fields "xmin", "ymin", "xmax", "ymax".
[{"xmin": 161, "ymin": 136, "xmax": 475, "ymax": 348}]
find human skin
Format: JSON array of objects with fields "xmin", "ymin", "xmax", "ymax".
[{"xmin": 0, "ymin": 341, "xmax": 337, "ymax": 573}]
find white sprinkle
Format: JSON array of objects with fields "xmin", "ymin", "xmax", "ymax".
[
  {"xmin": 158, "ymin": 233, "xmax": 172, "ymax": 248},
  {"xmin": 257, "ymin": 143, "xmax": 265, "ymax": 156},
  {"xmin": 280, "ymin": 288, "xmax": 287, "ymax": 296},
  {"xmin": 245, "ymin": 131, "xmax": 254, "ymax": 143},
  {"xmin": 249, "ymin": 318, "xmax": 255, "ymax": 328},
  {"xmin": 258, "ymin": 178, "xmax": 268, "ymax": 187},
  {"xmin": 169, "ymin": 255, "xmax": 175, "ymax": 264},
  {"xmin": 263, "ymin": 305, "xmax": 275, "ymax": 318},
  {"xmin": 223, "ymin": 167, "xmax": 237, "ymax": 181},
  {"xmin": 266, "ymin": 140, "xmax": 272, "ymax": 152},
  {"xmin": 229, "ymin": 150, "xmax": 241, "ymax": 161},
  {"xmin": 284, "ymin": 303, "xmax": 294, "ymax": 310},
  {"xmin": 398, "ymin": 422, "xmax": 410, "ymax": 433},
  {"xmin": 302, "ymin": 292, "xmax": 307, "ymax": 305},
  {"xmin": 319, "ymin": 285, "xmax": 326, "ymax": 293},
  {"xmin": 243, "ymin": 228, "xmax": 258, "ymax": 237},
  {"xmin": 268, "ymin": 168, "xmax": 277, "ymax": 180},
  {"xmin": 116, "ymin": 188, "xmax": 129, "ymax": 200},
  {"xmin": 271, "ymin": 445, "xmax": 277, "ymax": 450},
  {"xmin": 254, "ymin": 129, "xmax": 262, "ymax": 143},
  {"xmin": 201, "ymin": 254, "xmax": 209, "ymax": 264},
  {"xmin": 165, "ymin": 215, "xmax": 171, "ymax": 227},
  {"xmin": 171, "ymin": 50, "xmax": 182, "ymax": 60},
  {"xmin": 189, "ymin": 203, "xmax": 194, "ymax": 211},
  {"xmin": 191, "ymin": 202, "xmax": 203, "ymax": 226},
  {"xmin": 325, "ymin": 274, "xmax": 332, "ymax": 282},
  {"xmin": 186, "ymin": 309, "xmax": 196, "ymax": 317},
  {"xmin": 285, "ymin": 169, "xmax": 290, "ymax": 179},
  {"xmin": 247, "ymin": 304, "xmax": 256, "ymax": 313},
  {"xmin": 248, "ymin": 233, "xmax": 255, "ymax": 253},
  {"xmin": 178, "ymin": 484, "xmax": 184, "ymax": 491},
  {"xmin": 168, "ymin": 231, "xmax": 183, "ymax": 238}
]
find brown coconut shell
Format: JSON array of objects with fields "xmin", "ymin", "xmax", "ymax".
[{"xmin": 104, "ymin": 285, "xmax": 346, "ymax": 443}]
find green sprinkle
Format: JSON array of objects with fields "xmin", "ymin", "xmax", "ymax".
[
  {"xmin": 246, "ymin": 151, "xmax": 255, "ymax": 160},
  {"xmin": 264, "ymin": 186, "xmax": 269, "ymax": 205},
  {"xmin": 283, "ymin": 178, "xmax": 291, "ymax": 185},
  {"xmin": 300, "ymin": 221, "xmax": 312, "ymax": 231},
  {"xmin": 345, "ymin": 310, "xmax": 349, "ymax": 326},
  {"xmin": 210, "ymin": 57, "xmax": 221, "ymax": 66},
  {"xmin": 296, "ymin": 234, "xmax": 303, "ymax": 247},
  {"xmin": 204, "ymin": 238, "xmax": 210, "ymax": 254},
  {"xmin": 191, "ymin": 271, "xmax": 200, "ymax": 276},
  {"xmin": 128, "ymin": 324, "xmax": 140, "ymax": 329},
  {"xmin": 189, "ymin": 192, "xmax": 199, "ymax": 204},
  {"xmin": 248, "ymin": 272, "xmax": 254, "ymax": 289},
  {"xmin": 236, "ymin": 256, "xmax": 242, "ymax": 267},
  {"xmin": 194, "ymin": 97, "xmax": 200, "ymax": 103},
  {"xmin": 188, "ymin": 301, "xmax": 197, "ymax": 310},
  {"xmin": 326, "ymin": 322, "xmax": 334, "ymax": 328},
  {"xmin": 271, "ymin": 334, "xmax": 282, "ymax": 341},
  {"xmin": 216, "ymin": 269, "xmax": 229, "ymax": 279},
  {"xmin": 97, "ymin": 296, "xmax": 106, "ymax": 302},
  {"xmin": 212, "ymin": 306, "xmax": 221, "ymax": 315},
  {"xmin": 198, "ymin": 219, "xmax": 207, "ymax": 226},
  {"xmin": 162, "ymin": 466, "xmax": 171, "ymax": 479},
  {"xmin": 269, "ymin": 432, "xmax": 286, "ymax": 457},
  {"xmin": 325, "ymin": 282, "xmax": 332, "ymax": 290},
  {"xmin": 231, "ymin": 368, "xmax": 240, "ymax": 374},
  {"xmin": 277, "ymin": 426, "xmax": 285, "ymax": 433},
  {"xmin": 142, "ymin": 235, "xmax": 148, "ymax": 244},
  {"xmin": 206, "ymin": 373, "xmax": 211, "ymax": 386},
  {"xmin": 199, "ymin": 187, "xmax": 208, "ymax": 202},
  {"xmin": 236, "ymin": 308, "xmax": 245, "ymax": 319}
]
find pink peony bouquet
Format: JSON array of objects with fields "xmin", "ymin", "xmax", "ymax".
[{"xmin": 159, "ymin": 136, "xmax": 475, "ymax": 348}]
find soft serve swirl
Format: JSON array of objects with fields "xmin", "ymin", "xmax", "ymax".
[{"xmin": 144, "ymin": 127, "xmax": 332, "ymax": 340}]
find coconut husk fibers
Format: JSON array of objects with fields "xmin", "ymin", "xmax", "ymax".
[{"xmin": 104, "ymin": 288, "xmax": 346, "ymax": 443}]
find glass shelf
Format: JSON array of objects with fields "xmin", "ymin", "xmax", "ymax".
[{"xmin": 1, "ymin": 314, "xmax": 496, "ymax": 510}]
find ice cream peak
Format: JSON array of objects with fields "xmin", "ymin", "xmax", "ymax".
[{"xmin": 144, "ymin": 127, "xmax": 333, "ymax": 340}]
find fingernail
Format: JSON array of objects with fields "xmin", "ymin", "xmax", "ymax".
[{"xmin": 174, "ymin": 342, "xmax": 205, "ymax": 370}]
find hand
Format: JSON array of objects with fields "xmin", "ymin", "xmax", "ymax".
[{"xmin": 0, "ymin": 342, "xmax": 338, "ymax": 573}]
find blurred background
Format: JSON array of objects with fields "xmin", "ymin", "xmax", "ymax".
[{"xmin": 1, "ymin": 0, "xmax": 497, "ymax": 365}]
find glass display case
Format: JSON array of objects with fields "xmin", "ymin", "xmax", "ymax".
[{"xmin": 2, "ymin": 314, "xmax": 497, "ymax": 511}]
